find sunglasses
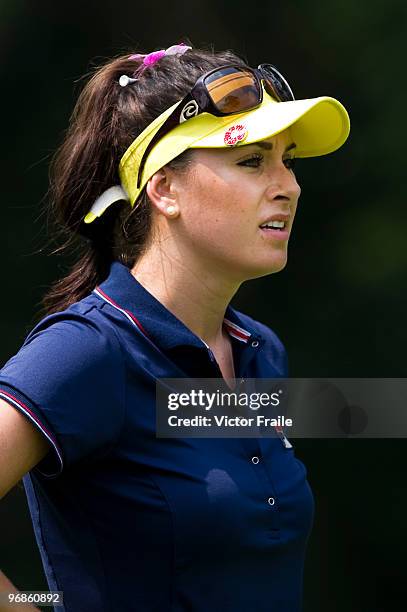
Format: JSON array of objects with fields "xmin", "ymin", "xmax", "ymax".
[{"xmin": 136, "ymin": 63, "xmax": 295, "ymax": 189}]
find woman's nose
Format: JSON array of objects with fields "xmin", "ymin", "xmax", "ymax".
[
  {"xmin": 266, "ymin": 164, "xmax": 301, "ymax": 201},
  {"xmin": 287, "ymin": 171, "xmax": 301, "ymax": 200}
]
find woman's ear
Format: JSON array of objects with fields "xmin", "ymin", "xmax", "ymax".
[{"xmin": 146, "ymin": 168, "xmax": 180, "ymax": 219}]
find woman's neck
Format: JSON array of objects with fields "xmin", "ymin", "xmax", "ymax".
[{"xmin": 130, "ymin": 247, "xmax": 240, "ymax": 347}]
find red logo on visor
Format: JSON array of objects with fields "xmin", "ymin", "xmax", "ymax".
[{"xmin": 224, "ymin": 124, "xmax": 248, "ymax": 146}]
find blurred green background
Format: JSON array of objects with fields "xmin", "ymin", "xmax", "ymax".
[{"xmin": 1, "ymin": 0, "xmax": 406, "ymax": 610}]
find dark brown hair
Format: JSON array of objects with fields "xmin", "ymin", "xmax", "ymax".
[{"xmin": 40, "ymin": 45, "xmax": 248, "ymax": 317}]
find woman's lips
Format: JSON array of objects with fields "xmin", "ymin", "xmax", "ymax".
[{"xmin": 259, "ymin": 227, "xmax": 290, "ymax": 240}]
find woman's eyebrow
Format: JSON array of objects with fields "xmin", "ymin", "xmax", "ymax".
[{"xmin": 241, "ymin": 141, "xmax": 297, "ymax": 152}]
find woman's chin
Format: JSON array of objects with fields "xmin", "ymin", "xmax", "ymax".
[
  {"xmin": 261, "ymin": 253, "xmax": 288, "ymax": 274},
  {"xmin": 238, "ymin": 257, "xmax": 288, "ymax": 281}
]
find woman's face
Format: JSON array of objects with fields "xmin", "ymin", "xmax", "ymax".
[{"xmin": 162, "ymin": 127, "xmax": 301, "ymax": 283}]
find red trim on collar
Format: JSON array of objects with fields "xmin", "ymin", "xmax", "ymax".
[
  {"xmin": 223, "ymin": 318, "xmax": 251, "ymax": 343},
  {"xmin": 94, "ymin": 287, "xmax": 150, "ymax": 337}
]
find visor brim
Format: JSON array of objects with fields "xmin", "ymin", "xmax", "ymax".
[{"xmin": 190, "ymin": 95, "xmax": 350, "ymax": 157}]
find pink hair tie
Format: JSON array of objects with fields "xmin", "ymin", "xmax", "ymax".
[
  {"xmin": 128, "ymin": 43, "xmax": 191, "ymax": 68},
  {"xmin": 143, "ymin": 50, "xmax": 166, "ymax": 65}
]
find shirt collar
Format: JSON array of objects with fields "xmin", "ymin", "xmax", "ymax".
[{"xmin": 95, "ymin": 261, "xmax": 262, "ymax": 351}]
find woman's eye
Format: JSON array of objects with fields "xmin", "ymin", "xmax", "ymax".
[
  {"xmin": 283, "ymin": 157, "xmax": 296, "ymax": 171},
  {"xmin": 237, "ymin": 154, "xmax": 264, "ymax": 168}
]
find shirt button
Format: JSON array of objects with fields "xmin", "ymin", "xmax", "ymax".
[
  {"xmin": 268, "ymin": 497, "xmax": 275, "ymax": 506},
  {"xmin": 251, "ymin": 340, "xmax": 259, "ymax": 348},
  {"xmin": 251, "ymin": 456, "xmax": 260, "ymax": 464}
]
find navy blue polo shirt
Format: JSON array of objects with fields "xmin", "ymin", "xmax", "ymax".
[{"xmin": 0, "ymin": 261, "xmax": 314, "ymax": 611}]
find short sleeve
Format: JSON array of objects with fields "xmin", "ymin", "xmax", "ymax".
[{"xmin": 0, "ymin": 310, "xmax": 125, "ymax": 478}]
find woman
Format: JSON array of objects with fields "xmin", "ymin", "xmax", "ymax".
[{"xmin": 0, "ymin": 44, "xmax": 350, "ymax": 611}]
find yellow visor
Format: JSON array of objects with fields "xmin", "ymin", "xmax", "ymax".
[{"xmin": 84, "ymin": 83, "xmax": 350, "ymax": 223}]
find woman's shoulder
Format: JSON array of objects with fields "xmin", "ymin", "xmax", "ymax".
[
  {"xmin": 26, "ymin": 291, "xmax": 113, "ymax": 335},
  {"xmin": 22, "ymin": 292, "xmax": 121, "ymax": 354},
  {"xmin": 1, "ymin": 292, "xmax": 124, "ymax": 392}
]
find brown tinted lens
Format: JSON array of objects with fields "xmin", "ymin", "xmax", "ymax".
[{"xmin": 204, "ymin": 67, "xmax": 260, "ymax": 114}]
